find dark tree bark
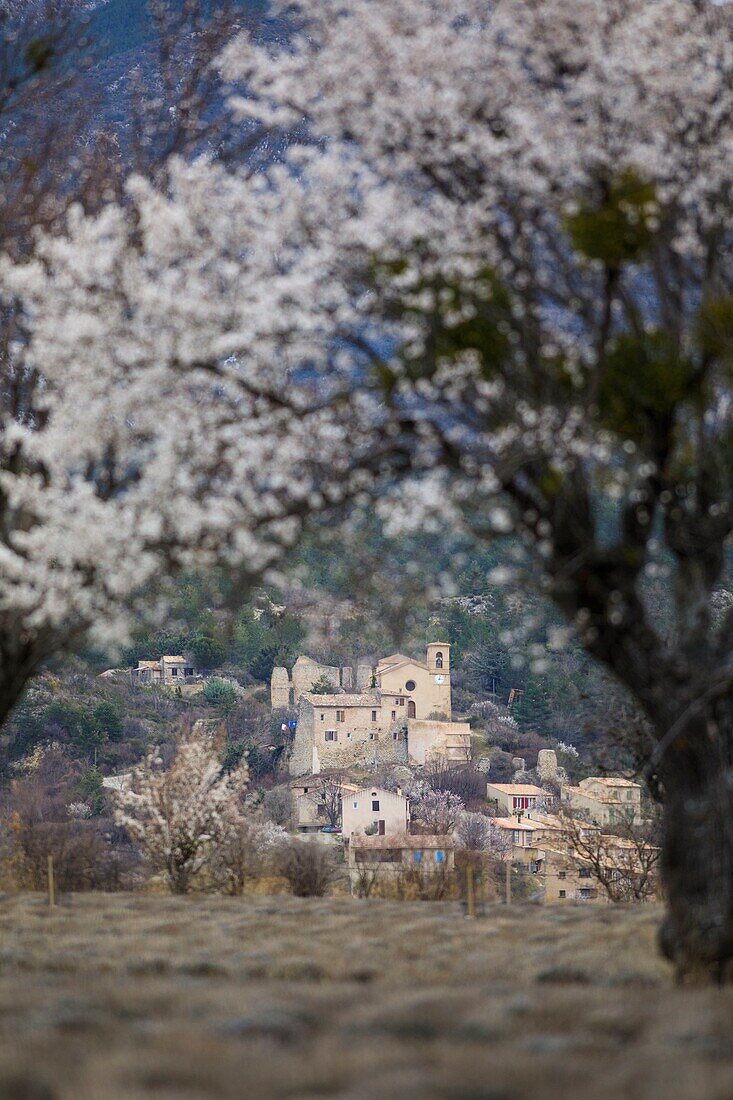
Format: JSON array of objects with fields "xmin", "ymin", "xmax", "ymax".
[{"xmin": 656, "ymin": 705, "xmax": 733, "ymax": 984}]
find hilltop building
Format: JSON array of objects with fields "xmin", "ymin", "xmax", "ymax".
[
  {"xmin": 272, "ymin": 643, "xmax": 453, "ymax": 718},
  {"xmin": 131, "ymin": 655, "xmax": 200, "ymax": 687},
  {"xmin": 284, "ymin": 643, "xmax": 471, "ymax": 775}
]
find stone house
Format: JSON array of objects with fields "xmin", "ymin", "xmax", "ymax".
[
  {"xmin": 560, "ymin": 777, "xmax": 643, "ymax": 826},
  {"xmin": 486, "ymin": 782, "xmax": 548, "ymax": 815},
  {"xmin": 342, "ymin": 786, "xmax": 410, "ymax": 840},
  {"xmin": 493, "ymin": 815, "xmax": 541, "ymax": 860},
  {"xmin": 348, "ymin": 834, "xmax": 454, "ymax": 882},
  {"xmin": 132, "ymin": 655, "xmax": 199, "ymax": 687}
]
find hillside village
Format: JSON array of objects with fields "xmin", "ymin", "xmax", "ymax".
[
  {"xmin": 0, "ymin": 623, "xmax": 658, "ymax": 907},
  {"xmin": 270, "ymin": 642, "xmax": 657, "ymax": 906}
]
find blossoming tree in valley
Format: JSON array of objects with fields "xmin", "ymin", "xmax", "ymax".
[{"xmin": 224, "ymin": 0, "xmax": 733, "ymax": 982}]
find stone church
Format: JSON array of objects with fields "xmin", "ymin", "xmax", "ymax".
[{"xmin": 272, "ymin": 644, "xmax": 471, "ymax": 776}]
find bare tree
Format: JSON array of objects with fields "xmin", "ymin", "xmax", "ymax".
[
  {"xmin": 558, "ymin": 810, "xmax": 661, "ymax": 904},
  {"xmin": 304, "ymin": 773, "xmax": 347, "ymax": 829},
  {"xmin": 410, "ymin": 786, "xmax": 464, "ymax": 835}
]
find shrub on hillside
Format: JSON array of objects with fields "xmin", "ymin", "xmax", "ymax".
[
  {"xmin": 203, "ymin": 678, "xmax": 238, "ymax": 715},
  {"xmin": 278, "ymin": 840, "xmax": 341, "ymax": 897}
]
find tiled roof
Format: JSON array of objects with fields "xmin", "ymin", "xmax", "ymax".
[
  {"xmin": 162, "ymin": 655, "xmax": 186, "ymax": 663},
  {"xmin": 487, "ymin": 783, "xmax": 546, "ymax": 796},
  {"xmin": 351, "ymin": 834, "xmax": 453, "ymax": 850},
  {"xmin": 304, "ymin": 693, "xmax": 378, "ymax": 706},
  {"xmin": 583, "ymin": 776, "xmax": 640, "ymax": 788},
  {"xmin": 137, "ymin": 660, "xmax": 161, "ymax": 670},
  {"xmin": 494, "ymin": 816, "xmax": 538, "ymax": 830}
]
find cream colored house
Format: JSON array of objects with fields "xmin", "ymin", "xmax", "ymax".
[
  {"xmin": 407, "ymin": 718, "xmax": 471, "ymax": 766},
  {"xmin": 561, "ymin": 777, "xmax": 643, "ymax": 826},
  {"xmin": 486, "ymin": 782, "xmax": 548, "ymax": 815},
  {"xmin": 342, "ymin": 786, "xmax": 410, "ymax": 840},
  {"xmin": 493, "ymin": 815, "xmax": 539, "ymax": 851},
  {"xmin": 542, "ymin": 846, "xmax": 603, "ymax": 903},
  {"xmin": 348, "ymin": 834, "xmax": 454, "ymax": 881}
]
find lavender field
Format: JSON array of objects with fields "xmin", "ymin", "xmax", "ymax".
[{"xmin": 0, "ymin": 894, "xmax": 730, "ymax": 1099}]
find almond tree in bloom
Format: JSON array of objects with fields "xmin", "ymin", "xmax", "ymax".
[
  {"xmin": 0, "ymin": 3, "xmax": 371, "ymax": 723},
  {"xmin": 225, "ymin": 0, "xmax": 733, "ymax": 981},
  {"xmin": 115, "ymin": 729, "xmax": 249, "ymax": 894},
  {"xmin": 455, "ymin": 811, "xmax": 512, "ymax": 860},
  {"xmin": 410, "ymin": 784, "xmax": 464, "ymax": 835}
]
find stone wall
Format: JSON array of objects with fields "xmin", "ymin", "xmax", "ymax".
[
  {"xmin": 356, "ymin": 663, "xmax": 374, "ymax": 690},
  {"xmin": 271, "ymin": 667, "xmax": 291, "ymax": 709},
  {"xmin": 271, "ymin": 655, "xmax": 358, "ymax": 709}
]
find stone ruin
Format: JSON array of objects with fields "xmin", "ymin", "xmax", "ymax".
[
  {"xmin": 271, "ymin": 654, "xmax": 373, "ymax": 709},
  {"xmin": 512, "ymin": 748, "xmax": 568, "ymax": 787}
]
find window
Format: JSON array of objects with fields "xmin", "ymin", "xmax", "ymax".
[
  {"xmin": 171, "ymin": 667, "xmax": 178, "ymax": 677},
  {"xmin": 397, "ymin": 697, "xmax": 404, "ymax": 706},
  {"xmin": 184, "ymin": 668, "xmax": 194, "ymax": 676},
  {"xmin": 391, "ymin": 710, "xmax": 396, "ymax": 720},
  {"xmin": 369, "ymin": 732, "xmax": 375, "ymax": 740},
  {"xmin": 435, "ymin": 652, "xmax": 444, "ymax": 669},
  {"xmin": 336, "ymin": 710, "xmax": 345, "ymax": 723},
  {"xmin": 392, "ymin": 731, "xmax": 398, "ymax": 740},
  {"xmin": 558, "ymin": 871, "xmax": 567, "ymax": 880},
  {"xmin": 559, "ymin": 890, "xmax": 566, "ymax": 899},
  {"xmin": 320, "ymin": 714, "xmax": 324, "ymax": 721},
  {"xmin": 578, "ymin": 888, "xmax": 595, "ymax": 900},
  {"xmin": 325, "ymin": 730, "xmax": 337, "ymax": 742},
  {"xmin": 352, "ymin": 801, "xmax": 358, "ymax": 809},
  {"xmin": 372, "ymin": 800, "xmax": 380, "ymax": 811},
  {"xmin": 371, "ymin": 710, "xmax": 377, "ymax": 722},
  {"xmin": 435, "ymin": 850, "xmax": 445, "ymax": 864},
  {"xmin": 303, "ymin": 787, "xmax": 309, "ymax": 794},
  {"xmin": 405, "ymin": 679, "xmax": 416, "ymax": 692},
  {"xmin": 413, "ymin": 851, "xmax": 423, "ymax": 863},
  {"xmin": 579, "ymin": 868, "xmax": 592, "ymax": 878},
  {"xmin": 627, "ymin": 790, "xmax": 633, "ymax": 801},
  {"xmin": 512, "ymin": 830, "xmax": 522, "ymax": 843},
  {"xmin": 512, "ymin": 796, "xmax": 535, "ymax": 811}
]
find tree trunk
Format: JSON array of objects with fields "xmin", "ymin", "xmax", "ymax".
[{"xmin": 657, "ymin": 702, "xmax": 733, "ymax": 985}]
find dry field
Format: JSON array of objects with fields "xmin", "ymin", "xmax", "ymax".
[{"xmin": 0, "ymin": 893, "xmax": 731, "ymax": 1100}]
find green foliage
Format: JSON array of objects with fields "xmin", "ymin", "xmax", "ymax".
[
  {"xmin": 566, "ymin": 171, "xmax": 658, "ymax": 268},
  {"xmin": 189, "ymin": 633, "xmax": 227, "ymax": 669},
  {"xmin": 77, "ymin": 767, "xmax": 105, "ymax": 816},
  {"xmin": 202, "ymin": 678, "xmax": 238, "ymax": 715},
  {"xmin": 598, "ymin": 330, "xmax": 693, "ymax": 443},
  {"xmin": 310, "ymin": 674, "xmax": 338, "ymax": 694},
  {"xmin": 695, "ymin": 297, "xmax": 733, "ymax": 363},
  {"xmin": 222, "ymin": 738, "xmax": 246, "ymax": 773},
  {"xmin": 91, "ymin": 701, "xmax": 123, "ymax": 743}
]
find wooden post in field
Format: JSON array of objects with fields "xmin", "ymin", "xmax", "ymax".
[
  {"xmin": 466, "ymin": 863, "xmax": 476, "ymax": 919},
  {"xmin": 505, "ymin": 860, "xmax": 511, "ymax": 905},
  {"xmin": 47, "ymin": 854, "xmax": 55, "ymax": 909}
]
